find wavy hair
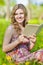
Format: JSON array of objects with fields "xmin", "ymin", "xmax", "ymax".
[{"xmin": 11, "ymin": 4, "xmax": 27, "ymax": 35}]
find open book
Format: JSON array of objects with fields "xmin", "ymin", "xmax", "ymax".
[{"xmin": 23, "ymin": 24, "xmax": 43, "ymax": 37}]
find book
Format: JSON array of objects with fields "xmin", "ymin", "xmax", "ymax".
[{"xmin": 23, "ymin": 24, "xmax": 43, "ymax": 37}]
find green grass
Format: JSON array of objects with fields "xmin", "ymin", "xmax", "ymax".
[
  {"xmin": 0, "ymin": 18, "xmax": 10, "ymax": 65},
  {"xmin": 28, "ymin": 18, "xmax": 43, "ymax": 24},
  {"xmin": 28, "ymin": 18, "xmax": 43, "ymax": 52},
  {"xmin": 0, "ymin": 18, "xmax": 43, "ymax": 65}
]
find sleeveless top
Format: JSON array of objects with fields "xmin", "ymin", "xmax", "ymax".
[{"xmin": 6, "ymin": 26, "xmax": 30, "ymax": 61}]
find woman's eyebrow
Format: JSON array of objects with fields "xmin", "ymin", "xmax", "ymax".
[{"xmin": 15, "ymin": 12, "xmax": 24, "ymax": 14}]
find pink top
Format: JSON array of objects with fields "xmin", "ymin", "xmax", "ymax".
[
  {"xmin": 6, "ymin": 33, "xmax": 30, "ymax": 61},
  {"xmin": 6, "ymin": 33, "xmax": 43, "ymax": 62}
]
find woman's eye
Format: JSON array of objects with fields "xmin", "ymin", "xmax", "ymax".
[
  {"xmin": 20, "ymin": 13, "xmax": 24, "ymax": 14},
  {"xmin": 14, "ymin": 13, "xmax": 18, "ymax": 15},
  {"xmin": 14, "ymin": 13, "xmax": 24, "ymax": 15}
]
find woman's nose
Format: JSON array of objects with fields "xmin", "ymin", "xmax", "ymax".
[{"xmin": 18, "ymin": 14, "xmax": 22, "ymax": 18}]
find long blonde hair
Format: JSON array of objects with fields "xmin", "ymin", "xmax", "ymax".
[{"xmin": 11, "ymin": 4, "xmax": 27, "ymax": 35}]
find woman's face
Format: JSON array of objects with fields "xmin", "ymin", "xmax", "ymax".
[{"xmin": 14, "ymin": 9, "xmax": 25, "ymax": 24}]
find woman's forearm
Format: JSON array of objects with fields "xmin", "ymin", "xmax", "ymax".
[{"xmin": 3, "ymin": 39, "xmax": 20, "ymax": 52}]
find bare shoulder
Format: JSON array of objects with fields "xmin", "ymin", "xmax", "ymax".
[
  {"xmin": 6, "ymin": 25, "xmax": 14, "ymax": 33},
  {"xmin": 3, "ymin": 25, "xmax": 14, "ymax": 43},
  {"xmin": 5, "ymin": 24, "xmax": 14, "ymax": 36},
  {"xmin": 7, "ymin": 24, "xmax": 14, "ymax": 31}
]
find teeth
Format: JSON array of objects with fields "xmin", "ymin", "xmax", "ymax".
[{"xmin": 19, "ymin": 19, "xmax": 21, "ymax": 20}]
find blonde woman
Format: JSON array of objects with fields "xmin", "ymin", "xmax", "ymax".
[{"xmin": 3, "ymin": 4, "xmax": 43, "ymax": 63}]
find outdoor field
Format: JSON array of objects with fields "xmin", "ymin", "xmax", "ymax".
[
  {"xmin": 0, "ymin": 0, "xmax": 43, "ymax": 65},
  {"xmin": 0, "ymin": 18, "xmax": 43, "ymax": 65}
]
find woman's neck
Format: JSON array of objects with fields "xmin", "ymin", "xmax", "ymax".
[{"xmin": 19, "ymin": 24, "xmax": 24, "ymax": 29}]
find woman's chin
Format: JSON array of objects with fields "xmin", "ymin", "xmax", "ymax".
[
  {"xmin": 18, "ymin": 21, "xmax": 23, "ymax": 23},
  {"xmin": 17, "ymin": 20, "xmax": 23, "ymax": 23}
]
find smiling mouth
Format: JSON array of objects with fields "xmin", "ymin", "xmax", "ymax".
[{"xmin": 17, "ymin": 19, "xmax": 22, "ymax": 21}]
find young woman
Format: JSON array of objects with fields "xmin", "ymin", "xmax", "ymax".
[{"xmin": 2, "ymin": 4, "xmax": 43, "ymax": 63}]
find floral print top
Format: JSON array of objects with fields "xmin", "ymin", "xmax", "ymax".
[{"xmin": 6, "ymin": 34, "xmax": 30, "ymax": 61}]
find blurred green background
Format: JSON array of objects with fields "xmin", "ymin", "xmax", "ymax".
[{"xmin": 0, "ymin": 0, "xmax": 43, "ymax": 65}]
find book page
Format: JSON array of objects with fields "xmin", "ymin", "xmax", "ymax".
[{"xmin": 23, "ymin": 24, "xmax": 42, "ymax": 37}]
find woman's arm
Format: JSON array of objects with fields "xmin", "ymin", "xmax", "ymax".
[
  {"xmin": 2, "ymin": 25, "xmax": 21, "ymax": 52},
  {"xmin": 29, "ymin": 34, "xmax": 36, "ymax": 50}
]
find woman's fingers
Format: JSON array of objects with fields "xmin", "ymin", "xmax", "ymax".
[
  {"xmin": 32, "ymin": 33, "xmax": 36, "ymax": 37},
  {"xmin": 18, "ymin": 34, "xmax": 24, "ymax": 42},
  {"xmin": 30, "ymin": 38, "xmax": 36, "ymax": 43},
  {"xmin": 23, "ymin": 38, "xmax": 29, "ymax": 43},
  {"xmin": 29, "ymin": 34, "xmax": 36, "ymax": 43},
  {"xmin": 29, "ymin": 34, "xmax": 36, "ymax": 39}
]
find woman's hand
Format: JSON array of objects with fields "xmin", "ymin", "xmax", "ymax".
[
  {"xmin": 18, "ymin": 35, "xmax": 29, "ymax": 43},
  {"xmin": 28, "ymin": 34, "xmax": 36, "ymax": 50},
  {"xmin": 29, "ymin": 34, "xmax": 36, "ymax": 43},
  {"xmin": 18, "ymin": 35, "xmax": 24, "ymax": 43},
  {"xmin": 23, "ymin": 37, "xmax": 29, "ymax": 43}
]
